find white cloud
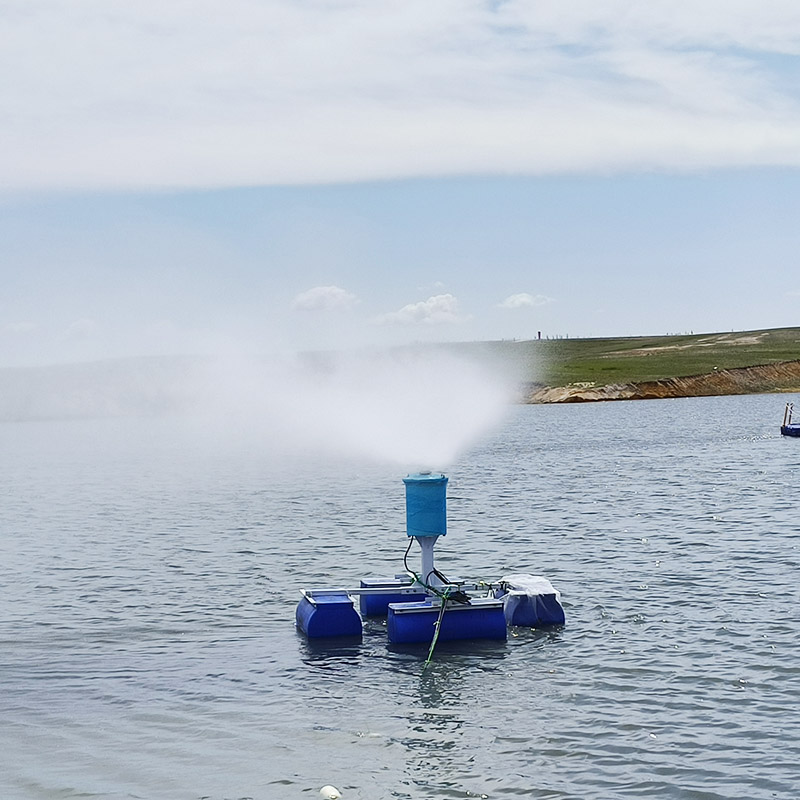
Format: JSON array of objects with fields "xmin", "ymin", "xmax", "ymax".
[
  {"xmin": 4, "ymin": 321, "xmax": 37, "ymax": 334},
  {"xmin": 3, "ymin": 1, "xmax": 800, "ymax": 191},
  {"xmin": 64, "ymin": 318, "xmax": 99, "ymax": 340},
  {"xmin": 291, "ymin": 285, "xmax": 359, "ymax": 311},
  {"xmin": 377, "ymin": 294, "xmax": 467, "ymax": 326},
  {"xmin": 498, "ymin": 293, "xmax": 553, "ymax": 309}
]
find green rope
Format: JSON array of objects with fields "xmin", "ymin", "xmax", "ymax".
[
  {"xmin": 423, "ymin": 594, "xmax": 449, "ymax": 671},
  {"xmin": 404, "ymin": 560, "xmax": 477, "ymax": 671},
  {"xmin": 406, "ymin": 569, "xmax": 452, "ymax": 601}
]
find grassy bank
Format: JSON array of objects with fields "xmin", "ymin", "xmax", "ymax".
[{"xmin": 442, "ymin": 327, "xmax": 800, "ymax": 387}]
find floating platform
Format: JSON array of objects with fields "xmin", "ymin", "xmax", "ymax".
[
  {"xmin": 297, "ymin": 575, "xmax": 565, "ymax": 641},
  {"xmin": 295, "ymin": 472, "xmax": 565, "ymax": 647},
  {"xmin": 781, "ymin": 402, "xmax": 800, "ymax": 436}
]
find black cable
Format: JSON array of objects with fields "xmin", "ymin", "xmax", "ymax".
[
  {"xmin": 403, "ymin": 538, "xmax": 468, "ymax": 603},
  {"xmin": 432, "ymin": 567, "xmax": 451, "ymax": 584},
  {"xmin": 402, "ymin": 537, "xmax": 414, "ymax": 574}
]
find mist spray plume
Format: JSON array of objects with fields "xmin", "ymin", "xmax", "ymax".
[
  {"xmin": 190, "ymin": 347, "xmax": 516, "ymax": 468},
  {"xmin": 0, "ymin": 346, "xmax": 524, "ymax": 468}
]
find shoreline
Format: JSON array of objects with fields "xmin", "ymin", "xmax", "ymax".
[{"xmin": 522, "ymin": 359, "xmax": 800, "ymax": 404}]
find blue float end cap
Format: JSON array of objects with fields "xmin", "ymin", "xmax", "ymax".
[{"xmin": 296, "ymin": 591, "xmax": 363, "ymax": 638}]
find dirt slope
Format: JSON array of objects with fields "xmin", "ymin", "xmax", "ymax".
[{"xmin": 525, "ymin": 360, "xmax": 800, "ymax": 404}]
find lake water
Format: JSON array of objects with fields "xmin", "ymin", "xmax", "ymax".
[{"xmin": 1, "ymin": 393, "xmax": 799, "ymax": 800}]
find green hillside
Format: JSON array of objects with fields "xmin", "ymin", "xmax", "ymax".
[{"xmin": 439, "ymin": 327, "xmax": 800, "ymax": 387}]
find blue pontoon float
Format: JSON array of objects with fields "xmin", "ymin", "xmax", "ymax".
[
  {"xmin": 296, "ymin": 472, "xmax": 565, "ymax": 644},
  {"xmin": 781, "ymin": 402, "xmax": 800, "ymax": 437}
]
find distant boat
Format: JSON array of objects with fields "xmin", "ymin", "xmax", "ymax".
[{"xmin": 781, "ymin": 402, "xmax": 800, "ymax": 437}]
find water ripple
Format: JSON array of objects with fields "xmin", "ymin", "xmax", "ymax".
[{"xmin": 2, "ymin": 396, "xmax": 800, "ymax": 798}]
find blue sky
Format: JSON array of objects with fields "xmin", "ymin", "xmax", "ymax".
[{"xmin": 2, "ymin": 1, "xmax": 800, "ymax": 367}]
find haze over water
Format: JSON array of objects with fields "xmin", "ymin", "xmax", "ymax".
[{"xmin": 2, "ymin": 392, "xmax": 799, "ymax": 799}]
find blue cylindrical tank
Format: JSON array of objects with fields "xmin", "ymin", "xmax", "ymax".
[{"xmin": 403, "ymin": 472, "xmax": 448, "ymax": 537}]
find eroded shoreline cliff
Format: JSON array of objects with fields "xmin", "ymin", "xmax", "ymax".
[{"xmin": 523, "ymin": 359, "xmax": 800, "ymax": 404}]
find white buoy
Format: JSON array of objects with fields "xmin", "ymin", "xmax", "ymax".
[{"xmin": 319, "ymin": 786, "xmax": 342, "ymax": 799}]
